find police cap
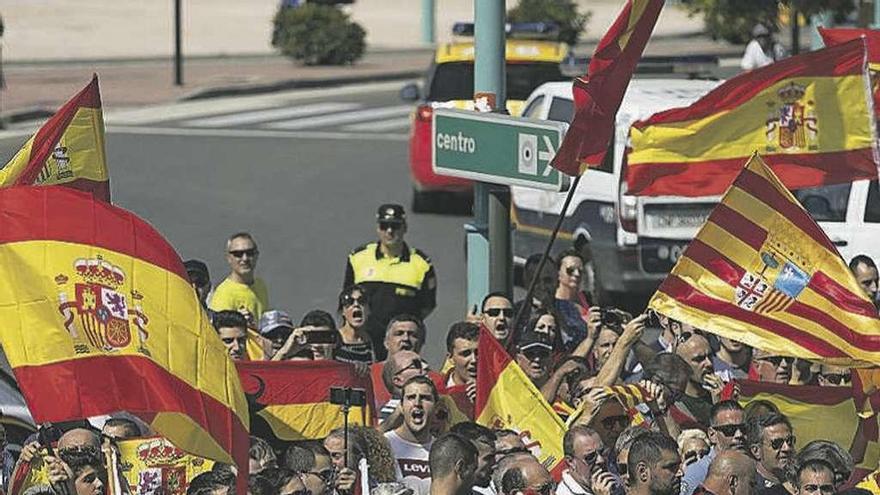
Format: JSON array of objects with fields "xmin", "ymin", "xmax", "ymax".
[{"xmin": 376, "ymin": 203, "xmax": 406, "ymax": 224}]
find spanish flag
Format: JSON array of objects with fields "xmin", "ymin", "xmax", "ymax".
[
  {"xmin": 2, "ymin": 75, "xmax": 110, "ymax": 201},
  {"xmin": 650, "ymin": 154, "xmax": 880, "ymax": 366},
  {"xmin": 0, "ymin": 186, "xmax": 249, "ymax": 485},
  {"xmin": 475, "ymin": 327, "xmax": 566, "ymax": 474},
  {"xmin": 819, "ymin": 28, "xmax": 880, "ymax": 117},
  {"xmin": 551, "ymin": 0, "xmax": 664, "ymax": 176},
  {"xmin": 111, "ymin": 436, "xmax": 214, "ymax": 495},
  {"xmin": 628, "ymin": 39, "xmax": 878, "ymax": 196},
  {"xmin": 237, "ymin": 360, "xmax": 374, "ymax": 443}
]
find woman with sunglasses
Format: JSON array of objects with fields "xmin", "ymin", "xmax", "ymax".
[
  {"xmin": 554, "ymin": 248, "xmax": 595, "ymax": 353},
  {"xmin": 335, "ymin": 285, "xmax": 376, "ymax": 365}
]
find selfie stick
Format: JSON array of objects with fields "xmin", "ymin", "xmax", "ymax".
[{"xmin": 341, "ymin": 388, "xmax": 351, "ymax": 470}]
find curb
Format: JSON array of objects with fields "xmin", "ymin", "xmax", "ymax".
[
  {"xmin": 179, "ymin": 69, "xmax": 423, "ymax": 101},
  {"xmin": 0, "ymin": 106, "xmax": 55, "ymax": 126}
]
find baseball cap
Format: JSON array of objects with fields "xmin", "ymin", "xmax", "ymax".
[
  {"xmin": 377, "ymin": 203, "xmax": 406, "ymax": 224},
  {"xmin": 516, "ymin": 330, "xmax": 553, "ymax": 352},
  {"xmin": 259, "ymin": 310, "xmax": 295, "ymax": 336},
  {"xmin": 184, "ymin": 260, "xmax": 210, "ymax": 282}
]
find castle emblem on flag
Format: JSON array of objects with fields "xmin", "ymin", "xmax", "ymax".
[
  {"xmin": 765, "ymin": 82, "xmax": 818, "ymax": 152},
  {"xmin": 57, "ymin": 256, "xmax": 150, "ymax": 353}
]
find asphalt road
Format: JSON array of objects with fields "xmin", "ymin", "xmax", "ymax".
[{"xmin": 0, "ymin": 83, "xmax": 468, "ymax": 367}]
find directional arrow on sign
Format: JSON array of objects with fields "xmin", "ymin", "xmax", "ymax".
[{"xmin": 540, "ymin": 135, "xmax": 556, "ymax": 177}]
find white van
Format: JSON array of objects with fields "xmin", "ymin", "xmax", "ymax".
[{"xmin": 511, "ymin": 79, "xmax": 880, "ymax": 305}]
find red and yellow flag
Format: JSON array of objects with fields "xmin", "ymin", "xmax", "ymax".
[
  {"xmin": 475, "ymin": 327, "xmax": 566, "ymax": 474},
  {"xmin": 551, "ymin": 0, "xmax": 664, "ymax": 176},
  {"xmin": 237, "ymin": 360, "xmax": 374, "ymax": 442},
  {"xmin": 113, "ymin": 436, "xmax": 215, "ymax": 495},
  {"xmin": 627, "ymin": 39, "xmax": 878, "ymax": 196},
  {"xmin": 819, "ymin": 28, "xmax": 880, "ymax": 117},
  {"xmin": 650, "ymin": 154, "xmax": 880, "ymax": 366},
  {"xmin": 0, "ymin": 186, "xmax": 249, "ymax": 483},
  {"xmin": 2, "ymin": 75, "xmax": 110, "ymax": 201}
]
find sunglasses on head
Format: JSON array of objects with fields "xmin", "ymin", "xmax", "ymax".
[
  {"xmin": 768, "ymin": 435, "xmax": 796, "ymax": 450},
  {"xmin": 228, "ymin": 248, "xmax": 258, "ymax": 258},
  {"xmin": 822, "ymin": 373, "xmax": 851, "ymax": 385},
  {"xmin": 485, "ymin": 307, "xmax": 514, "ymax": 318},
  {"xmin": 712, "ymin": 423, "xmax": 745, "ymax": 437},
  {"xmin": 379, "ymin": 221, "xmax": 403, "ymax": 231},
  {"xmin": 395, "ymin": 358, "xmax": 425, "ymax": 376},
  {"xmin": 342, "ymin": 294, "xmax": 367, "ymax": 307}
]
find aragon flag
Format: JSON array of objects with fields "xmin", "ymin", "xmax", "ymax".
[
  {"xmin": 0, "ymin": 186, "xmax": 249, "ymax": 488},
  {"xmin": 475, "ymin": 326, "xmax": 566, "ymax": 475},
  {"xmin": 237, "ymin": 360, "xmax": 374, "ymax": 444},
  {"xmin": 1, "ymin": 75, "xmax": 110, "ymax": 201},
  {"xmin": 550, "ymin": 0, "xmax": 664, "ymax": 176},
  {"xmin": 649, "ymin": 154, "xmax": 880, "ymax": 366},
  {"xmin": 627, "ymin": 38, "xmax": 878, "ymax": 196}
]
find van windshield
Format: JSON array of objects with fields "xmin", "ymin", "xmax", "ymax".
[
  {"xmin": 428, "ymin": 62, "xmax": 565, "ymax": 101},
  {"xmin": 793, "ymin": 182, "xmax": 851, "ymax": 222}
]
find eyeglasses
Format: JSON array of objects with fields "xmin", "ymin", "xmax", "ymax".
[
  {"xmin": 767, "ymin": 435, "xmax": 796, "ymax": 450},
  {"xmin": 712, "ymin": 423, "xmax": 745, "ymax": 437},
  {"xmin": 582, "ymin": 448, "xmax": 606, "ymax": 467},
  {"xmin": 342, "ymin": 294, "xmax": 367, "ymax": 307},
  {"xmin": 228, "ymin": 248, "xmax": 258, "ymax": 258},
  {"xmin": 485, "ymin": 307, "xmax": 514, "ymax": 318},
  {"xmin": 379, "ymin": 221, "xmax": 403, "ymax": 231},
  {"xmin": 565, "ymin": 266, "xmax": 582, "ymax": 276},
  {"xmin": 684, "ymin": 449, "xmax": 710, "ymax": 461},
  {"xmin": 758, "ymin": 356, "xmax": 791, "ymax": 367},
  {"xmin": 394, "ymin": 359, "xmax": 425, "ymax": 376},
  {"xmin": 520, "ymin": 348, "xmax": 551, "ymax": 361},
  {"xmin": 822, "ymin": 373, "xmax": 851, "ymax": 385},
  {"xmin": 601, "ymin": 415, "xmax": 629, "ymax": 431}
]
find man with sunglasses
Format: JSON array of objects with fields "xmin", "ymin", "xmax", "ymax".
[
  {"xmin": 681, "ymin": 402, "xmax": 747, "ymax": 495},
  {"xmin": 379, "ymin": 350, "xmax": 431, "ymax": 422},
  {"xmin": 344, "ymin": 204, "xmax": 437, "ymax": 361},
  {"xmin": 481, "ymin": 293, "xmax": 515, "ymax": 346},
  {"xmin": 750, "ymin": 350, "xmax": 792, "ymax": 385},
  {"xmin": 514, "ymin": 332, "xmax": 554, "ymax": 389},
  {"xmin": 745, "ymin": 413, "xmax": 795, "ymax": 495},
  {"xmin": 816, "ymin": 365, "xmax": 851, "ymax": 387},
  {"xmin": 558, "ymin": 426, "xmax": 616, "ymax": 495},
  {"xmin": 210, "ymin": 232, "xmax": 269, "ymax": 327}
]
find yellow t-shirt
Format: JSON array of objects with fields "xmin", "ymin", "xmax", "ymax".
[{"xmin": 208, "ymin": 277, "xmax": 269, "ymax": 318}]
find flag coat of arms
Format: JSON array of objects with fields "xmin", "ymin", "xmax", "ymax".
[
  {"xmin": 475, "ymin": 327, "xmax": 566, "ymax": 474},
  {"xmin": 627, "ymin": 39, "xmax": 878, "ymax": 196},
  {"xmin": 649, "ymin": 154, "xmax": 880, "ymax": 366},
  {"xmin": 1, "ymin": 75, "xmax": 110, "ymax": 201},
  {"xmin": 0, "ymin": 186, "xmax": 249, "ymax": 482},
  {"xmin": 551, "ymin": 0, "xmax": 664, "ymax": 175}
]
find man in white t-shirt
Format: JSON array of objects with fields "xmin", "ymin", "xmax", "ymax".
[{"xmin": 385, "ymin": 375, "xmax": 438, "ymax": 495}]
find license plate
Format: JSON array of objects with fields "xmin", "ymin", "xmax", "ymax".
[{"xmin": 646, "ymin": 212, "xmax": 709, "ymax": 230}]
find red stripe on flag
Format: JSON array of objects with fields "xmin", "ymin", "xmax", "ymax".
[
  {"xmin": 820, "ymin": 28, "xmax": 880, "ymax": 62},
  {"xmin": 733, "ymin": 169, "xmax": 837, "ymax": 251},
  {"xmin": 236, "ymin": 360, "xmax": 375, "ymax": 406},
  {"xmin": 809, "ymin": 271, "xmax": 879, "ymax": 319},
  {"xmin": 0, "ymin": 186, "xmax": 186, "ymax": 279},
  {"xmin": 659, "ymin": 275, "xmax": 848, "ymax": 357},
  {"xmin": 14, "ymin": 354, "xmax": 249, "ymax": 463},
  {"xmin": 707, "ymin": 204, "xmax": 768, "ymax": 251},
  {"xmin": 633, "ymin": 39, "xmax": 865, "ymax": 126},
  {"xmin": 626, "ymin": 149, "xmax": 879, "ymax": 196},
  {"xmin": 15, "ymin": 75, "xmax": 102, "ymax": 187},
  {"xmin": 786, "ymin": 301, "xmax": 880, "ymax": 351},
  {"xmin": 683, "ymin": 239, "xmax": 746, "ymax": 285},
  {"xmin": 475, "ymin": 326, "xmax": 513, "ymax": 416},
  {"xmin": 736, "ymin": 379, "xmax": 854, "ymax": 405}
]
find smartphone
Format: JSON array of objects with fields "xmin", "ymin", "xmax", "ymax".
[
  {"xmin": 645, "ymin": 309, "xmax": 661, "ymax": 328},
  {"xmin": 305, "ymin": 330, "xmax": 338, "ymax": 345},
  {"xmin": 38, "ymin": 423, "xmax": 62, "ymax": 456},
  {"xmin": 329, "ymin": 387, "xmax": 367, "ymax": 407}
]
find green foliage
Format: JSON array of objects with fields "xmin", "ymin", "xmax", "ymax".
[
  {"xmin": 271, "ymin": 4, "xmax": 366, "ymax": 66},
  {"xmin": 506, "ymin": 0, "xmax": 591, "ymax": 46},
  {"xmin": 681, "ymin": 0, "xmax": 856, "ymax": 44}
]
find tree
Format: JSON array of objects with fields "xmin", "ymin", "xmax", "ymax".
[{"xmin": 506, "ymin": 0, "xmax": 591, "ymax": 46}]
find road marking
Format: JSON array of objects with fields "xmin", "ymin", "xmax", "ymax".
[
  {"xmin": 264, "ymin": 105, "xmax": 412, "ymax": 130},
  {"xmin": 181, "ymin": 102, "xmax": 362, "ymax": 127},
  {"xmin": 107, "ymin": 125, "xmax": 409, "ymax": 141},
  {"xmin": 342, "ymin": 116, "xmax": 412, "ymax": 132},
  {"xmin": 105, "ymin": 80, "xmax": 413, "ymax": 125}
]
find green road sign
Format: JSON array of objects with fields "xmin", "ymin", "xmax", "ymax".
[{"xmin": 432, "ymin": 108, "xmax": 570, "ymax": 191}]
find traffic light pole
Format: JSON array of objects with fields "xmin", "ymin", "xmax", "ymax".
[
  {"xmin": 473, "ymin": 0, "xmax": 511, "ymax": 299},
  {"xmin": 421, "ymin": 0, "xmax": 435, "ymax": 44},
  {"xmin": 174, "ymin": 0, "xmax": 183, "ymax": 86}
]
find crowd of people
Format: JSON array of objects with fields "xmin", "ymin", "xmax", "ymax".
[{"xmin": 12, "ymin": 202, "xmax": 880, "ymax": 495}]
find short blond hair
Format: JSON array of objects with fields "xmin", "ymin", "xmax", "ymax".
[{"xmin": 677, "ymin": 428, "xmax": 709, "ymax": 451}]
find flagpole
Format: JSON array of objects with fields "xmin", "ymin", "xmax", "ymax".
[{"xmin": 511, "ymin": 174, "xmax": 582, "ymax": 344}]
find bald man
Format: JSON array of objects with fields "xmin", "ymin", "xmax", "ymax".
[
  {"xmin": 57, "ymin": 428, "xmax": 101, "ymax": 450},
  {"xmin": 694, "ymin": 451, "xmax": 756, "ymax": 495}
]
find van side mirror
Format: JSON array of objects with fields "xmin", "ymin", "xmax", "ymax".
[{"xmin": 400, "ymin": 83, "xmax": 420, "ymax": 102}]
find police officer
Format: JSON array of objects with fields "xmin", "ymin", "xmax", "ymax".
[{"xmin": 344, "ymin": 204, "xmax": 436, "ymax": 361}]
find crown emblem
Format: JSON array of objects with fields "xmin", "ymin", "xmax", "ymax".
[
  {"xmin": 73, "ymin": 257, "xmax": 125, "ymax": 288},
  {"xmin": 137, "ymin": 438, "xmax": 186, "ymax": 466},
  {"xmin": 777, "ymin": 82, "xmax": 806, "ymax": 104},
  {"xmin": 55, "ymin": 274, "xmax": 69, "ymax": 285}
]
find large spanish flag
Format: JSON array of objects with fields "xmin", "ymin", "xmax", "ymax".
[
  {"xmin": 551, "ymin": 0, "xmax": 663, "ymax": 176},
  {"xmin": 2, "ymin": 75, "xmax": 110, "ymax": 201},
  {"xmin": 628, "ymin": 39, "xmax": 878, "ymax": 196},
  {"xmin": 0, "ymin": 186, "xmax": 249, "ymax": 483},
  {"xmin": 237, "ymin": 360, "xmax": 374, "ymax": 442},
  {"xmin": 650, "ymin": 155, "xmax": 880, "ymax": 366},
  {"xmin": 475, "ymin": 327, "xmax": 566, "ymax": 474}
]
